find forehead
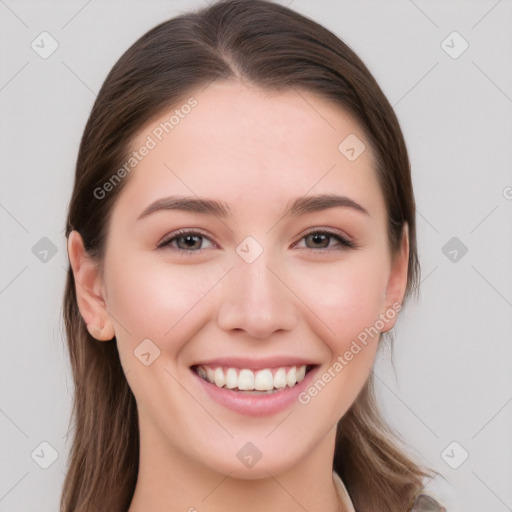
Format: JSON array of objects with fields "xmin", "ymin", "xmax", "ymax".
[{"xmin": 112, "ymin": 80, "xmax": 385, "ymax": 223}]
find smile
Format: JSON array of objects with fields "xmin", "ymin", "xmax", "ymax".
[{"xmin": 193, "ymin": 364, "xmax": 311, "ymax": 393}]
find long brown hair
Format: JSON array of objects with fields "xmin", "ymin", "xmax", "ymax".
[{"xmin": 62, "ymin": 1, "xmax": 434, "ymax": 510}]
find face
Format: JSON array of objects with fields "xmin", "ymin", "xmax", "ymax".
[{"xmin": 70, "ymin": 80, "xmax": 408, "ymax": 479}]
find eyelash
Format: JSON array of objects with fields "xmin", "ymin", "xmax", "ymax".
[{"xmin": 157, "ymin": 228, "xmax": 357, "ymax": 255}]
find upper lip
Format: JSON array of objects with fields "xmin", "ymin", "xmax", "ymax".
[{"xmin": 191, "ymin": 356, "xmax": 320, "ymax": 371}]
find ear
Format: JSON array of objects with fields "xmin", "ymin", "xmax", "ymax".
[
  {"xmin": 381, "ymin": 223, "xmax": 409, "ymax": 332},
  {"xmin": 67, "ymin": 230, "xmax": 115, "ymax": 341}
]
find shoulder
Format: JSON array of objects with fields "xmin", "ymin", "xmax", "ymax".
[
  {"xmin": 411, "ymin": 493, "xmax": 446, "ymax": 511},
  {"xmin": 411, "ymin": 472, "xmax": 457, "ymax": 512}
]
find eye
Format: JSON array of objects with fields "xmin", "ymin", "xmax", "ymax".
[
  {"xmin": 157, "ymin": 230, "xmax": 215, "ymax": 253},
  {"xmin": 157, "ymin": 228, "xmax": 356, "ymax": 255},
  {"xmin": 295, "ymin": 230, "xmax": 356, "ymax": 251}
]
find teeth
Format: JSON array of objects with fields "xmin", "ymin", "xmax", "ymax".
[
  {"xmin": 195, "ymin": 364, "xmax": 309, "ymax": 391},
  {"xmin": 238, "ymin": 369, "xmax": 254, "ymax": 390},
  {"xmin": 214, "ymin": 367, "xmax": 225, "ymax": 388},
  {"xmin": 225, "ymin": 368, "xmax": 238, "ymax": 389},
  {"xmin": 254, "ymin": 369, "xmax": 273, "ymax": 391},
  {"xmin": 286, "ymin": 367, "xmax": 296, "ymax": 387},
  {"xmin": 273, "ymin": 368, "xmax": 287, "ymax": 389}
]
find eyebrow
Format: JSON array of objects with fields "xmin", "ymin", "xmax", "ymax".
[
  {"xmin": 137, "ymin": 196, "xmax": 232, "ymax": 220},
  {"xmin": 286, "ymin": 194, "xmax": 369, "ymax": 217},
  {"xmin": 136, "ymin": 193, "xmax": 369, "ymax": 221}
]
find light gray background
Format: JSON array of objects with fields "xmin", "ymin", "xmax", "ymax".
[{"xmin": 1, "ymin": 1, "xmax": 511, "ymax": 510}]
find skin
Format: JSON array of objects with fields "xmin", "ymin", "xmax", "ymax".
[{"xmin": 67, "ymin": 80, "xmax": 409, "ymax": 512}]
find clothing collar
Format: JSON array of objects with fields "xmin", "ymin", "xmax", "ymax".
[{"xmin": 333, "ymin": 471, "xmax": 355, "ymax": 512}]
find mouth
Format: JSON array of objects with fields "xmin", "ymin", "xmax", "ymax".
[{"xmin": 191, "ymin": 364, "xmax": 316, "ymax": 394}]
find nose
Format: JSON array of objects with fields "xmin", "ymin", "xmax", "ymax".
[{"xmin": 216, "ymin": 250, "xmax": 299, "ymax": 339}]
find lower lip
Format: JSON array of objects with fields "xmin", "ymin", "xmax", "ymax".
[{"xmin": 191, "ymin": 366, "xmax": 319, "ymax": 417}]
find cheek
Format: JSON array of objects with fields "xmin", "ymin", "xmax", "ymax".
[
  {"xmin": 291, "ymin": 253, "xmax": 388, "ymax": 350},
  {"xmin": 292, "ymin": 257, "xmax": 386, "ymax": 418},
  {"xmin": 104, "ymin": 252, "xmax": 223, "ymax": 345}
]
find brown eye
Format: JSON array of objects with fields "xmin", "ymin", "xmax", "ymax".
[
  {"xmin": 175, "ymin": 234, "xmax": 203, "ymax": 250},
  {"xmin": 298, "ymin": 230, "xmax": 355, "ymax": 250},
  {"xmin": 157, "ymin": 230, "xmax": 214, "ymax": 253},
  {"xmin": 305, "ymin": 232, "xmax": 330, "ymax": 248}
]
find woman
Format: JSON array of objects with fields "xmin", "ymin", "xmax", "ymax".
[{"xmin": 62, "ymin": 0, "xmax": 445, "ymax": 510}]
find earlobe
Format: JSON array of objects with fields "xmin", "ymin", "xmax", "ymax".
[{"xmin": 67, "ymin": 230, "xmax": 115, "ymax": 341}]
